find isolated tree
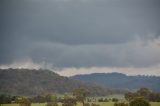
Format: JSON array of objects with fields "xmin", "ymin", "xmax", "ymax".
[
  {"xmin": 73, "ymin": 87, "xmax": 90, "ymax": 106},
  {"xmin": 129, "ymin": 97, "xmax": 150, "ymax": 106}
]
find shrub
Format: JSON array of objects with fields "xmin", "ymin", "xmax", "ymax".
[
  {"xmin": 112, "ymin": 98, "xmax": 118, "ymax": 102},
  {"xmin": 129, "ymin": 97, "xmax": 150, "ymax": 106},
  {"xmin": 104, "ymin": 98, "xmax": 109, "ymax": 102},
  {"xmin": 98, "ymin": 98, "xmax": 104, "ymax": 102}
]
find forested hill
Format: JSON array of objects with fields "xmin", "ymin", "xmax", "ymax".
[
  {"xmin": 0, "ymin": 69, "xmax": 114, "ymax": 96},
  {"xmin": 71, "ymin": 73, "xmax": 160, "ymax": 91}
]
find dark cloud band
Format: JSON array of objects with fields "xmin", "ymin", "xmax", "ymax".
[{"xmin": 0, "ymin": 0, "xmax": 160, "ymax": 68}]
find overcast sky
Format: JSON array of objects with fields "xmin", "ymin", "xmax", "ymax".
[{"xmin": 0, "ymin": 0, "xmax": 160, "ymax": 76}]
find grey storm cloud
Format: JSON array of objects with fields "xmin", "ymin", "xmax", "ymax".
[{"xmin": 0, "ymin": 0, "xmax": 160, "ymax": 68}]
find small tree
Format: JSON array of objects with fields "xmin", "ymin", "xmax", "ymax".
[
  {"xmin": 73, "ymin": 87, "xmax": 90, "ymax": 106},
  {"xmin": 129, "ymin": 97, "xmax": 150, "ymax": 106}
]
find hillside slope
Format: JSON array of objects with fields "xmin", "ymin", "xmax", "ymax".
[
  {"xmin": 71, "ymin": 73, "xmax": 160, "ymax": 91},
  {"xmin": 0, "ymin": 69, "xmax": 112, "ymax": 96}
]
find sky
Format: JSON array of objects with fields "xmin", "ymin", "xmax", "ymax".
[{"xmin": 0, "ymin": 0, "xmax": 160, "ymax": 76}]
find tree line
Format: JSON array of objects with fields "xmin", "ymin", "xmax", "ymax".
[
  {"xmin": 0, "ymin": 87, "xmax": 159, "ymax": 106},
  {"xmin": 125, "ymin": 87, "xmax": 160, "ymax": 102},
  {"xmin": 0, "ymin": 87, "xmax": 100, "ymax": 106}
]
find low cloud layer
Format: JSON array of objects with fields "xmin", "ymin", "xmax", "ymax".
[
  {"xmin": 56, "ymin": 66, "xmax": 160, "ymax": 77},
  {"xmin": 0, "ymin": 0, "xmax": 160, "ymax": 75}
]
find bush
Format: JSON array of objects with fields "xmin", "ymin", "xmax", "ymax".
[
  {"xmin": 112, "ymin": 98, "xmax": 118, "ymax": 102},
  {"xmin": 129, "ymin": 97, "xmax": 150, "ymax": 106},
  {"xmin": 98, "ymin": 98, "xmax": 104, "ymax": 102},
  {"xmin": 104, "ymin": 98, "xmax": 109, "ymax": 102},
  {"xmin": 46, "ymin": 102, "xmax": 58, "ymax": 106},
  {"xmin": 114, "ymin": 102, "xmax": 129, "ymax": 106}
]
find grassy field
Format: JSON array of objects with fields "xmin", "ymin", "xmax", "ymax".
[
  {"xmin": 2, "ymin": 102, "xmax": 160, "ymax": 106},
  {"xmin": 1, "ymin": 95, "xmax": 160, "ymax": 106}
]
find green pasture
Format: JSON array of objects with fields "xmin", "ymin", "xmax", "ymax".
[{"xmin": 2, "ymin": 102, "xmax": 160, "ymax": 106}]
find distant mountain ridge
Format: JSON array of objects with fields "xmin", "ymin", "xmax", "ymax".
[
  {"xmin": 71, "ymin": 72, "xmax": 160, "ymax": 91},
  {"xmin": 0, "ymin": 69, "xmax": 115, "ymax": 96}
]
